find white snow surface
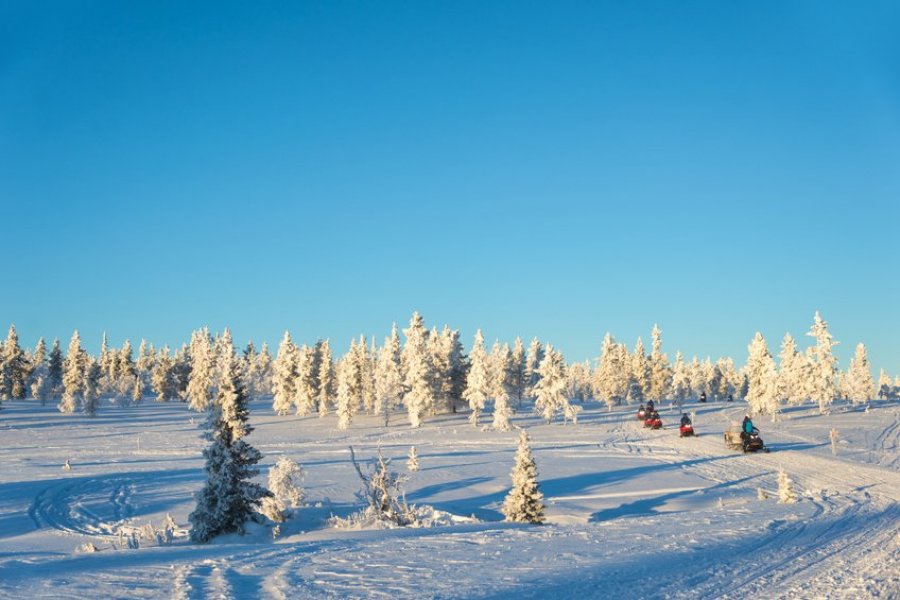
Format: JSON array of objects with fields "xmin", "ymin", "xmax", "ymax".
[{"xmin": 0, "ymin": 398, "xmax": 898, "ymax": 599}]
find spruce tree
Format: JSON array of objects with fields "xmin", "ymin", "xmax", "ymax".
[
  {"xmin": 511, "ymin": 337, "xmax": 527, "ymax": 407},
  {"xmin": 745, "ymin": 333, "xmax": 779, "ymax": 419},
  {"xmin": 293, "ymin": 345, "xmax": 318, "ymax": 415},
  {"xmin": 463, "ymin": 330, "xmax": 490, "ymax": 427},
  {"xmin": 807, "ymin": 311, "xmax": 839, "ymax": 414},
  {"xmin": 501, "ymin": 431, "xmax": 545, "ymax": 524},
  {"xmin": 335, "ymin": 349, "xmax": 360, "ymax": 430},
  {"xmin": 671, "ymin": 351, "xmax": 690, "ymax": 410},
  {"xmin": 47, "ymin": 339, "xmax": 64, "ymax": 400},
  {"xmin": 777, "ymin": 333, "xmax": 804, "ymax": 405},
  {"xmin": 316, "ymin": 339, "xmax": 334, "ymax": 416},
  {"xmin": 1, "ymin": 325, "xmax": 29, "ymax": 400},
  {"xmin": 83, "ymin": 359, "xmax": 102, "ymax": 416},
  {"xmin": 60, "ymin": 331, "xmax": 87, "ymax": 413},
  {"xmin": 189, "ymin": 330, "xmax": 268, "ymax": 543},
  {"xmin": 491, "ymin": 343, "xmax": 514, "ymax": 431},
  {"xmin": 533, "ymin": 345, "xmax": 572, "ymax": 424},
  {"xmin": 648, "ymin": 324, "xmax": 672, "ymax": 402},
  {"xmin": 524, "ymin": 338, "xmax": 544, "ymax": 400},
  {"xmin": 401, "ymin": 312, "xmax": 435, "ymax": 428},
  {"xmin": 374, "ymin": 331, "xmax": 402, "ymax": 424},
  {"xmin": 272, "ymin": 332, "xmax": 298, "ymax": 415},
  {"xmin": 29, "ymin": 337, "xmax": 48, "ymax": 402},
  {"xmin": 187, "ymin": 328, "xmax": 214, "ymax": 411}
]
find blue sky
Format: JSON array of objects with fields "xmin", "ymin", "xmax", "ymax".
[{"xmin": 1, "ymin": 1, "xmax": 898, "ymax": 371}]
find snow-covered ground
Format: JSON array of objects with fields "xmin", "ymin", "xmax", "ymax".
[{"xmin": 1, "ymin": 398, "xmax": 898, "ymax": 599}]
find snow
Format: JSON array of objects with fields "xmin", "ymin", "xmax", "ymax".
[{"xmin": 0, "ymin": 397, "xmax": 898, "ymax": 598}]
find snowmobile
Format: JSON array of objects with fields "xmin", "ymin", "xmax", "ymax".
[
  {"xmin": 637, "ymin": 406, "xmax": 647, "ymax": 420},
  {"xmin": 724, "ymin": 427, "xmax": 769, "ymax": 453},
  {"xmin": 644, "ymin": 414, "xmax": 663, "ymax": 430},
  {"xmin": 679, "ymin": 422, "xmax": 695, "ymax": 437}
]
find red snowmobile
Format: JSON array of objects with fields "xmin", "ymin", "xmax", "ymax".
[
  {"xmin": 643, "ymin": 412, "xmax": 662, "ymax": 430},
  {"xmin": 679, "ymin": 422, "xmax": 695, "ymax": 437},
  {"xmin": 637, "ymin": 406, "xmax": 647, "ymax": 420}
]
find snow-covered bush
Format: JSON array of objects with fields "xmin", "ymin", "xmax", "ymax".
[
  {"xmin": 268, "ymin": 457, "xmax": 305, "ymax": 509},
  {"xmin": 407, "ymin": 446, "xmax": 419, "ymax": 472},
  {"xmin": 333, "ymin": 446, "xmax": 416, "ymax": 528},
  {"xmin": 501, "ymin": 431, "xmax": 545, "ymax": 524}
]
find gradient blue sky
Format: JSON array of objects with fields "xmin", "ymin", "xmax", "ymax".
[{"xmin": 2, "ymin": 1, "xmax": 898, "ymax": 371}]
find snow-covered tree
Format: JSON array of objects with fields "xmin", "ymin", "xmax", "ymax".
[
  {"xmin": 844, "ymin": 343, "xmax": 873, "ymax": 405},
  {"xmin": 401, "ymin": 312, "xmax": 435, "ymax": 428},
  {"xmin": 671, "ymin": 351, "xmax": 690, "ymax": 410},
  {"xmin": 777, "ymin": 466, "xmax": 797, "ymax": 504},
  {"xmin": 151, "ymin": 347, "xmax": 178, "ymax": 402},
  {"xmin": 406, "ymin": 446, "xmax": 419, "ymax": 472},
  {"xmin": 335, "ymin": 345, "xmax": 362, "ymax": 430},
  {"xmin": 293, "ymin": 345, "xmax": 318, "ymax": 415},
  {"xmin": 511, "ymin": 337, "xmax": 527, "ymax": 406},
  {"xmin": 777, "ymin": 334, "xmax": 805, "ymax": 405},
  {"xmin": 83, "ymin": 359, "xmax": 102, "ymax": 416},
  {"xmin": 806, "ymin": 311, "xmax": 839, "ymax": 414},
  {"xmin": 272, "ymin": 332, "xmax": 298, "ymax": 416},
  {"xmin": 491, "ymin": 342, "xmax": 515, "ymax": 431},
  {"xmin": 316, "ymin": 339, "xmax": 334, "ymax": 416},
  {"xmin": 533, "ymin": 345, "xmax": 575, "ymax": 424},
  {"xmin": 627, "ymin": 337, "xmax": 650, "ymax": 404},
  {"xmin": 189, "ymin": 330, "xmax": 269, "ymax": 543},
  {"xmin": 565, "ymin": 360, "xmax": 592, "ymax": 402},
  {"xmin": 463, "ymin": 330, "xmax": 490, "ymax": 427},
  {"xmin": 374, "ymin": 329, "xmax": 402, "ymax": 425},
  {"xmin": 745, "ymin": 333, "xmax": 779, "ymax": 419},
  {"xmin": 878, "ymin": 369, "xmax": 895, "ymax": 400},
  {"xmin": 268, "ymin": 457, "xmax": 304, "ymax": 509},
  {"xmin": 593, "ymin": 334, "xmax": 629, "ymax": 410},
  {"xmin": 186, "ymin": 328, "xmax": 214, "ymax": 411},
  {"xmin": 47, "ymin": 339, "xmax": 64, "ymax": 400},
  {"xmin": 29, "ymin": 337, "xmax": 49, "ymax": 403},
  {"xmin": 60, "ymin": 331, "xmax": 88, "ymax": 413},
  {"xmin": 524, "ymin": 338, "xmax": 544, "ymax": 400},
  {"xmin": 501, "ymin": 431, "xmax": 545, "ymax": 524},
  {"xmin": 648, "ymin": 324, "xmax": 672, "ymax": 402},
  {"xmin": 254, "ymin": 342, "xmax": 274, "ymax": 398},
  {"xmin": 1, "ymin": 324, "xmax": 30, "ymax": 401}
]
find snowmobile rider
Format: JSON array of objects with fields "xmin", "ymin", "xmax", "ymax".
[
  {"xmin": 680, "ymin": 413, "xmax": 692, "ymax": 427},
  {"xmin": 646, "ymin": 400, "xmax": 655, "ymax": 413},
  {"xmin": 699, "ymin": 392, "xmax": 707, "ymax": 403},
  {"xmin": 741, "ymin": 414, "xmax": 757, "ymax": 445}
]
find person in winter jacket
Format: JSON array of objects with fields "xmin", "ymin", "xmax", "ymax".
[
  {"xmin": 699, "ymin": 392, "xmax": 707, "ymax": 403},
  {"xmin": 680, "ymin": 413, "xmax": 692, "ymax": 427}
]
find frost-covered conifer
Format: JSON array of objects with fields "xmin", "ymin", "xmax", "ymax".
[
  {"xmin": 268, "ymin": 457, "xmax": 304, "ymax": 509},
  {"xmin": 151, "ymin": 347, "xmax": 178, "ymax": 402},
  {"xmin": 115, "ymin": 339, "xmax": 138, "ymax": 403},
  {"xmin": 428, "ymin": 327, "xmax": 456, "ymax": 414},
  {"xmin": 255, "ymin": 342, "xmax": 274, "ymax": 397},
  {"xmin": 669, "ymin": 351, "xmax": 689, "ymax": 410},
  {"xmin": 648, "ymin": 324, "xmax": 672, "ymax": 402},
  {"xmin": 524, "ymin": 338, "xmax": 544, "ymax": 399},
  {"xmin": 187, "ymin": 330, "xmax": 214, "ymax": 411},
  {"xmin": 47, "ymin": 339, "xmax": 64, "ymax": 400},
  {"xmin": 335, "ymin": 347, "xmax": 361, "ymax": 430},
  {"xmin": 374, "ymin": 330, "xmax": 402, "ymax": 425},
  {"xmin": 407, "ymin": 446, "xmax": 419, "ymax": 472},
  {"xmin": 83, "ymin": 359, "xmax": 102, "ymax": 416},
  {"xmin": 491, "ymin": 342, "xmax": 515, "ymax": 431},
  {"xmin": 777, "ymin": 466, "xmax": 797, "ymax": 504},
  {"xmin": 566, "ymin": 360, "xmax": 592, "ymax": 402},
  {"xmin": 806, "ymin": 311, "xmax": 839, "ymax": 414},
  {"xmin": 511, "ymin": 337, "xmax": 527, "ymax": 406},
  {"xmin": 501, "ymin": 431, "xmax": 545, "ymax": 524},
  {"xmin": 189, "ymin": 330, "xmax": 268, "ymax": 543},
  {"xmin": 745, "ymin": 333, "xmax": 779, "ymax": 419},
  {"xmin": 844, "ymin": 343, "xmax": 873, "ymax": 405},
  {"xmin": 1, "ymin": 325, "xmax": 29, "ymax": 401},
  {"xmin": 593, "ymin": 334, "xmax": 629, "ymax": 410},
  {"xmin": 136, "ymin": 340, "xmax": 155, "ymax": 387},
  {"xmin": 628, "ymin": 337, "xmax": 650, "ymax": 404},
  {"xmin": 355, "ymin": 336, "xmax": 376, "ymax": 414},
  {"xmin": 533, "ymin": 345, "xmax": 574, "ymax": 424},
  {"xmin": 463, "ymin": 330, "xmax": 490, "ymax": 427},
  {"xmin": 272, "ymin": 332, "xmax": 298, "ymax": 415},
  {"xmin": 402, "ymin": 312, "xmax": 435, "ymax": 428},
  {"xmin": 29, "ymin": 337, "xmax": 48, "ymax": 402},
  {"xmin": 60, "ymin": 331, "xmax": 88, "ymax": 413},
  {"xmin": 777, "ymin": 334, "xmax": 804, "ymax": 405},
  {"xmin": 293, "ymin": 345, "xmax": 318, "ymax": 415},
  {"xmin": 877, "ymin": 369, "xmax": 894, "ymax": 400},
  {"xmin": 316, "ymin": 339, "xmax": 334, "ymax": 416}
]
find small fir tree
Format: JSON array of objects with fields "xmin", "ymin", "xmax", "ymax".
[
  {"xmin": 502, "ymin": 431, "xmax": 545, "ymax": 524},
  {"xmin": 777, "ymin": 466, "xmax": 797, "ymax": 504},
  {"xmin": 407, "ymin": 446, "xmax": 419, "ymax": 472}
]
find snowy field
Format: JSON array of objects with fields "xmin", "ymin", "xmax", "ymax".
[{"xmin": 1, "ymin": 398, "xmax": 898, "ymax": 599}]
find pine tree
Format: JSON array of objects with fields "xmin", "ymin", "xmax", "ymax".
[
  {"xmin": 316, "ymin": 339, "xmax": 334, "ymax": 416},
  {"xmin": 745, "ymin": 333, "xmax": 779, "ymax": 419},
  {"xmin": 401, "ymin": 312, "xmax": 435, "ymax": 428},
  {"xmin": 272, "ymin": 332, "xmax": 298, "ymax": 416},
  {"xmin": 406, "ymin": 446, "xmax": 419, "ymax": 472},
  {"xmin": 83, "ymin": 359, "xmax": 102, "ymax": 416},
  {"xmin": 374, "ymin": 330, "xmax": 402, "ymax": 425},
  {"xmin": 648, "ymin": 324, "xmax": 672, "ymax": 402},
  {"xmin": 491, "ymin": 343, "xmax": 515, "ymax": 431},
  {"xmin": 501, "ymin": 431, "xmax": 545, "ymax": 524},
  {"xmin": 524, "ymin": 338, "xmax": 544, "ymax": 400},
  {"xmin": 1, "ymin": 325, "xmax": 29, "ymax": 400},
  {"xmin": 844, "ymin": 343, "xmax": 873, "ymax": 405},
  {"xmin": 189, "ymin": 330, "xmax": 269, "ymax": 543},
  {"xmin": 29, "ymin": 337, "xmax": 48, "ymax": 402},
  {"xmin": 511, "ymin": 337, "xmax": 527, "ymax": 407},
  {"xmin": 293, "ymin": 345, "xmax": 318, "ymax": 415},
  {"xmin": 807, "ymin": 311, "xmax": 839, "ymax": 414},
  {"xmin": 60, "ymin": 331, "xmax": 87, "ymax": 413},
  {"xmin": 47, "ymin": 339, "xmax": 64, "ymax": 400},
  {"xmin": 777, "ymin": 466, "xmax": 797, "ymax": 504},
  {"xmin": 533, "ymin": 345, "xmax": 573, "ymax": 424},
  {"xmin": 463, "ymin": 330, "xmax": 491, "ymax": 427},
  {"xmin": 777, "ymin": 333, "xmax": 805, "ymax": 405},
  {"xmin": 186, "ymin": 328, "xmax": 214, "ymax": 411}
]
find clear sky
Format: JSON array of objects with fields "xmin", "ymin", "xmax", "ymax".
[{"xmin": 2, "ymin": 1, "xmax": 898, "ymax": 372}]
